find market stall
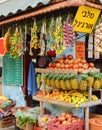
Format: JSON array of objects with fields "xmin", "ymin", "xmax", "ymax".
[{"xmin": 0, "ymin": 0, "xmax": 102, "ymax": 130}]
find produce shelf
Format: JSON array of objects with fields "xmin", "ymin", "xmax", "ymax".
[
  {"xmin": 35, "ymin": 68, "xmax": 100, "ymax": 74},
  {"xmin": 33, "ymin": 96, "xmax": 101, "ymax": 108}
]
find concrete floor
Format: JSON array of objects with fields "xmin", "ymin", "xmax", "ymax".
[{"xmin": 0, "ymin": 126, "xmax": 15, "ymax": 130}]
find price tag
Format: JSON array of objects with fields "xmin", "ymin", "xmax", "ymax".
[
  {"xmin": 73, "ymin": 6, "xmax": 101, "ymax": 33},
  {"xmin": 76, "ymin": 41, "xmax": 85, "ymax": 59}
]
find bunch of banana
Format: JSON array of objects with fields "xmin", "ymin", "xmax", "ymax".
[
  {"xmin": 93, "ymin": 74, "xmax": 100, "ymax": 90},
  {"xmin": 88, "ymin": 72, "xmax": 95, "ymax": 87},
  {"xmin": 79, "ymin": 74, "xmax": 88, "ymax": 90},
  {"xmin": 60, "ymin": 74, "xmax": 67, "ymax": 90},
  {"xmin": 36, "ymin": 73, "xmax": 41, "ymax": 89},
  {"xmin": 70, "ymin": 74, "xmax": 78, "ymax": 90},
  {"xmin": 64, "ymin": 74, "xmax": 72, "ymax": 90}
]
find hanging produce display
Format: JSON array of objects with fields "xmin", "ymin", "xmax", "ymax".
[
  {"xmin": 4, "ymin": 28, "xmax": 10, "ymax": 53},
  {"xmin": 94, "ymin": 21, "xmax": 102, "ymax": 53},
  {"xmin": 9, "ymin": 27, "xmax": 24, "ymax": 59},
  {"xmin": 55, "ymin": 16, "xmax": 65, "ymax": 55},
  {"xmin": 63, "ymin": 14, "xmax": 75, "ymax": 47},
  {"xmin": 48, "ymin": 17, "xmax": 56, "ymax": 50},
  {"xmin": 29, "ymin": 19, "xmax": 38, "ymax": 56},
  {"xmin": 39, "ymin": 20, "xmax": 46, "ymax": 56}
]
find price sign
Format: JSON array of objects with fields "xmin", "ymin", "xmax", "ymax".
[
  {"xmin": 76, "ymin": 41, "xmax": 85, "ymax": 59},
  {"xmin": 73, "ymin": 6, "xmax": 101, "ymax": 33}
]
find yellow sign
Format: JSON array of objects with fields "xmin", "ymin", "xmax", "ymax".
[{"xmin": 73, "ymin": 6, "xmax": 101, "ymax": 33}]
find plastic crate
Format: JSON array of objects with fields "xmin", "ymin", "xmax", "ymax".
[{"xmin": 48, "ymin": 118, "xmax": 85, "ymax": 130}]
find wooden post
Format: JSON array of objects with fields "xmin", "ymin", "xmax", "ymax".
[
  {"xmin": 85, "ymin": 107, "xmax": 89, "ymax": 130},
  {"xmin": 40, "ymin": 101, "xmax": 44, "ymax": 115}
]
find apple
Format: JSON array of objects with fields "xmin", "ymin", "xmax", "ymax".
[
  {"xmin": 67, "ymin": 54, "xmax": 73, "ymax": 60},
  {"xmin": 73, "ymin": 64, "xmax": 78, "ymax": 69},
  {"xmin": 56, "ymin": 63, "xmax": 61, "ymax": 68},
  {"xmin": 61, "ymin": 54, "xmax": 66, "ymax": 60},
  {"xmin": 66, "ymin": 113, "xmax": 72, "ymax": 119},
  {"xmin": 48, "ymin": 62, "xmax": 53, "ymax": 67},
  {"xmin": 60, "ymin": 59, "xmax": 64, "ymax": 64},
  {"xmin": 78, "ymin": 63, "xmax": 83, "ymax": 68},
  {"xmin": 61, "ymin": 112, "xmax": 66, "ymax": 117},
  {"xmin": 83, "ymin": 63, "xmax": 88, "ymax": 69},
  {"xmin": 62, "ymin": 120, "xmax": 68, "ymax": 125},
  {"xmin": 58, "ymin": 116, "xmax": 66, "ymax": 121},
  {"xmin": 52, "ymin": 62, "xmax": 56, "ymax": 68},
  {"xmin": 88, "ymin": 62, "xmax": 94, "ymax": 68},
  {"xmin": 60, "ymin": 64, "xmax": 65, "ymax": 69},
  {"xmin": 65, "ymin": 64, "xmax": 69, "ymax": 69},
  {"xmin": 64, "ymin": 59, "xmax": 69, "ymax": 64},
  {"xmin": 82, "ymin": 59, "xmax": 87, "ymax": 64}
]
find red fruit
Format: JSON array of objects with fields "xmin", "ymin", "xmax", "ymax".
[
  {"xmin": 67, "ymin": 54, "xmax": 73, "ymax": 60},
  {"xmin": 61, "ymin": 54, "xmax": 66, "ymax": 60},
  {"xmin": 82, "ymin": 59, "xmax": 87, "ymax": 64},
  {"xmin": 62, "ymin": 120, "xmax": 68, "ymax": 125},
  {"xmin": 83, "ymin": 63, "xmax": 88, "ymax": 69},
  {"xmin": 60, "ymin": 59, "xmax": 64, "ymax": 64},
  {"xmin": 88, "ymin": 62, "xmax": 94, "ymax": 68},
  {"xmin": 56, "ymin": 63, "xmax": 61, "ymax": 68},
  {"xmin": 60, "ymin": 64, "xmax": 65, "ymax": 69},
  {"xmin": 48, "ymin": 62, "xmax": 53, "ymax": 67},
  {"xmin": 52, "ymin": 62, "xmax": 56, "ymax": 68},
  {"xmin": 78, "ymin": 63, "xmax": 83, "ymax": 68},
  {"xmin": 66, "ymin": 113, "xmax": 72, "ymax": 119},
  {"xmin": 61, "ymin": 112, "xmax": 66, "ymax": 117},
  {"xmin": 64, "ymin": 59, "xmax": 69, "ymax": 64}
]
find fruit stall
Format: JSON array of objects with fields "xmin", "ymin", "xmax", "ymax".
[{"xmin": 0, "ymin": 0, "xmax": 102, "ymax": 130}]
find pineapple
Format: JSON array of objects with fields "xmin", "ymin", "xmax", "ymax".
[
  {"xmin": 45, "ymin": 73, "xmax": 51, "ymax": 87},
  {"xmin": 88, "ymin": 72, "xmax": 95, "ymax": 87},
  {"xmin": 54, "ymin": 74, "xmax": 61, "ymax": 89},
  {"xmin": 60, "ymin": 74, "xmax": 67, "ymax": 90},
  {"xmin": 70, "ymin": 74, "xmax": 78, "ymax": 90},
  {"xmin": 36, "ymin": 74, "xmax": 41, "ymax": 89},
  {"xmin": 64, "ymin": 74, "xmax": 72, "ymax": 90},
  {"xmin": 79, "ymin": 74, "xmax": 88, "ymax": 90},
  {"xmin": 99, "ymin": 73, "xmax": 102, "ymax": 89},
  {"xmin": 93, "ymin": 74, "xmax": 100, "ymax": 90},
  {"xmin": 50, "ymin": 73, "xmax": 56, "ymax": 88}
]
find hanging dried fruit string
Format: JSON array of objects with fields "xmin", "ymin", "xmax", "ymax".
[
  {"xmin": 39, "ymin": 20, "xmax": 46, "ymax": 56},
  {"xmin": 10, "ymin": 27, "xmax": 24, "ymax": 59},
  {"xmin": 63, "ymin": 14, "xmax": 75, "ymax": 47},
  {"xmin": 55, "ymin": 16, "xmax": 64, "ymax": 55},
  {"xmin": 29, "ymin": 19, "xmax": 38, "ymax": 56},
  {"xmin": 48, "ymin": 17, "xmax": 56, "ymax": 50}
]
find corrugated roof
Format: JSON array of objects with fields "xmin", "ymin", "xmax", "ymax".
[{"xmin": 0, "ymin": 0, "xmax": 51, "ymax": 17}]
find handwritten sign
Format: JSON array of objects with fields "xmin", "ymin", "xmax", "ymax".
[
  {"xmin": 76, "ymin": 41, "xmax": 85, "ymax": 59},
  {"xmin": 73, "ymin": 6, "xmax": 101, "ymax": 33}
]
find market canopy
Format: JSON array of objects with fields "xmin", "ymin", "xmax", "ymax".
[{"xmin": 0, "ymin": 0, "xmax": 51, "ymax": 17}]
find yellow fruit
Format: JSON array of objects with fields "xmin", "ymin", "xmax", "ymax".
[
  {"xmin": 55, "ymin": 79, "xmax": 61, "ymax": 89},
  {"xmin": 99, "ymin": 78, "xmax": 102, "ymax": 86},
  {"xmin": 92, "ymin": 95, "xmax": 98, "ymax": 101},
  {"xmin": 65, "ymin": 79, "xmax": 72, "ymax": 90},
  {"xmin": 60, "ymin": 79, "xmax": 67, "ymax": 90},
  {"xmin": 88, "ymin": 76, "xmax": 94, "ymax": 87},
  {"xmin": 93, "ymin": 79, "xmax": 100, "ymax": 90},
  {"xmin": 71, "ymin": 78, "xmax": 78, "ymax": 90},
  {"xmin": 79, "ymin": 80, "xmax": 88, "ymax": 90}
]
